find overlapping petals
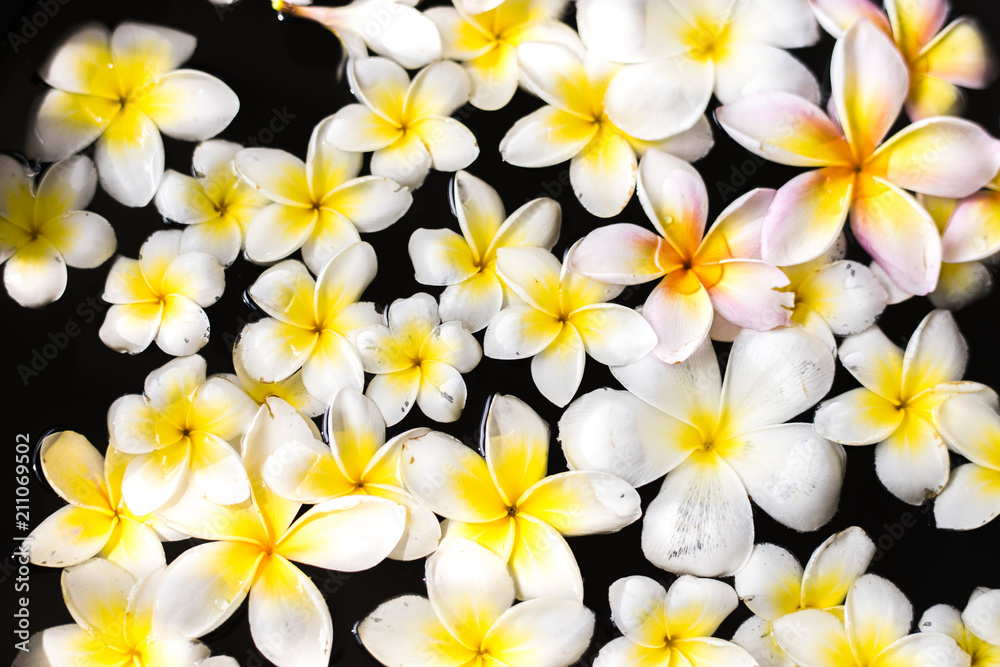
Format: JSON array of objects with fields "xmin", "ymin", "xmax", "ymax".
[
  {"xmin": 920, "ymin": 589, "xmax": 1000, "ymax": 665},
  {"xmin": 934, "ymin": 391, "xmax": 1000, "ymax": 530}
]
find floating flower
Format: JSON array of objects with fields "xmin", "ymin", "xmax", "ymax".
[
  {"xmin": 235, "ymin": 243, "xmax": 380, "ymax": 405},
  {"xmin": 560, "ymin": 326, "xmax": 841, "ymax": 576},
  {"xmin": 107, "ymin": 354, "xmax": 258, "ymax": 515},
  {"xmin": 569, "ymin": 149, "xmax": 791, "ymax": 363},
  {"xmin": 485, "ymin": 246, "xmax": 656, "ymax": 406},
  {"xmin": 322, "ymin": 58, "xmax": 479, "ymax": 189},
  {"xmin": 964, "ymin": 589, "xmax": 1000, "ymax": 647},
  {"xmin": 920, "ymin": 589, "xmax": 1000, "ymax": 665},
  {"xmin": 234, "ymin": 118, "xmax": 412, "ymax": 274},
  {"xmin": 354, "ymin": 292, "xmax": 482, "ymax": 424},
  {"xmin": 30, "ymin": 22, "xmax": 239, "ymax": 207},
  {"xmin": 99, "ymin": 230, "xmax": 225, "ymax": 356},
  {"xmin": 408, "ymin": 169, "xmax": 560, "ymax": 331},
  {"xmin": 232, "ymin": 350, "xmax": 326, "ymax": 419},
  {"xmin": 500, "ymin": 41, "xmax": 714, "ymax": 217},
  {"xmin": 595, "ymin": 575, "xmax": 755, "ymax": 666},
  {"xmin": 0, "ymin": 154, "xmax": 115, "ymax": 308},
  {"xmin": 154, "ymin": 140, "xmax": 269, "ymax": 267},
  {"xmin": 716, "ymin": 19, "xmax": 1000, "ymax": 294},
  {"xmin": 358, "ymin": 537, "xmax": 595, "ymax": 667},
  {"xmin": 401, "ymin": 394, "xmax": 641, "ymax": 599}
]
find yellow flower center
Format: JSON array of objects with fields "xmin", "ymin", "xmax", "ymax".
[{"xmin": 684, "ymin": 18, "xmax": 730, "ymax": 61}]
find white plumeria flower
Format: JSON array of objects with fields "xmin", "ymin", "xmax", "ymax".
[
  {"xmin": 358, "ymin": 537, "xmax": 595, "ymax": 667},
  {"xmin": 232, "ymin": 349, "xmax": 326, "ymax": 419},
  {"xmin": 401, "ymin": 394, "xmax": 642, "ymax": 600},
  {"xmin": 234, "ymin": 118, "xmax": 412, "ymax": 274},
  {"xmin": 408, "ymin": 169, "xmax": 560, "ymax": 331},
  {"xmin": 560, "ymin": 326, "xmax": 842, "ymax": 577},
  {"xmin": 107, "ymin": 355, "xmax": 258, "ymax": 515},
  {"xmin": 964, "ymin": 589, "xmax": 1000, "ymax": 647},
  {"xmin": 576, "ymin": 0, "xmax": 820, "ymax": 141},
  {"xmin": 595, "ymin": 575, "xmax": 756, "ymax": 666},
  {"xmin": 99, "ymin": 230, "xmax": 225, "ymax": 356},
  {"xmin": 934, "ymin": 391, "xmax": 1000, "ymax": 530},
  {"xmin": 501, "ymin": 40, "xmax": 714, "ymax": 217},
  {"xmin": 0, "ymin": 154, "xmax": 115, "ymax": 308},
  {"xmin": 354, "ymin": 292, "xmax": 482, "ymax": 425},
  {"xmin": 154, "ymin": 397, "xmax": 406, "ymax": 667},
  {"xmin": 485, "ymin": 246, "xmax": 656, "ymax": 407},
  {"xmin": 30, "ymin": 22, "xmax": 239, "ymax": 207},
  {"xmin": 323, "ymin": 58, "xmax": 479, "ymax": 189},
  {"xmin": 154, "ymin": 140, "xmax": 269, "ymax": 267},
  {"xmin": 235, "ymin": 243, "xmax": 381, "ymax": 405},
  {"xmin": 733, "ymin": 526, "xmax": 877, "ymax": 667},
  {"xmin": 921, "ymin": 589, "xmax": 1000, "ymax": 666},
  {"xmin": 262, "ymin": 388, "xmax": 440, "ymax": 560},
  {"xmin": 772, "ymin": 573, "xmax": 970, "ymax": 667}
]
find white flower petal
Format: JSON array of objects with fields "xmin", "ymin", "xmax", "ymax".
[
  {"xmin": 799, "ymin": 260, "xmax": 887, "ymax": 336},
  {"xmin": 963, "ymin": 589, "xmax": 1000, "ymax": 645},
  {"xmin": 500, "ymin": 105, "xmax": 598, "ymax": 168},
  {"xmin": 569, "ymin": 126, "xmax": 638, "ymax": 218},
  {"xmin": 734, "ymin": 543, "xmax": 803, "ymax": 620},
  {"xmin": 518, "ymin": 470, "xmax": 641, "ymax": 536},
  {"xmin": 845, "ymin": 574, "xmax": 912, "ymax": 664},
  {"xmin": 99, "ymin": 303, "xmax": 163, "ymax": 354},
  {"xmin": 800, "ymin": 526, "xmax": 876, "ymax": 611},
  {"xmin": 663, "ymin": 575, "xmax": 740, "ymax": 638},
  {"xmin": 301, "ymin": 332, "xmax": 365, "ymax": 405},
  {"xmin": 154, "ymin": 296, "xmax": 211, "ymax": 356},
  {"xmin": 94, "ymin": 110, "xmax": 164, "ymax": 207},
  {"xmin": 772, "ymin": 609, "xmax": 854, "ymax": 667},
  {"xmin": 405, "ymin": 60, "xmax": 471, "ymax": 120},
  {"xmin": 358, "ymin": 595, "xmax": 470, "ymax": 666},
  {"xmin": 371, "ymin": 131, "xmax": 433, "ymax": 190},
  {"xmin": 571, "ymin": 304, "xmax": 657, "ymax": 367},
  {"xmin": 328, "ymin": 176, "xmax": 412, "ymax": 233},
  {"xmin": 714, "ymin": 44, "xmax": 820, "ymax": 106},
  {"xmin": 530, "ymin": 324, "xmax": 586, "ymax": 407},
  {"xmin": 484, "ymin": 598, "xmax": 595, "ymax": 667},
  {"xmin": 934, "ymin": 463, "xmax": 1000, "ymax": 531},
  {"xmin": 416, "ymin": 360, "xmax": 468, "ymax": 423},
  {"xmin": 154, "ymin": 170, "xmax": 217, "ymax": 225},
  {"xmin": 142, "ymin": 70, "xmax": 239, "ymax": 141},
  {"xmin": 4, "ymin": 239, "xmax": 67, "ymax": 307},
  {"xmin": 874, "ymin": 414, "xmax": 951, "ymax": 505}
]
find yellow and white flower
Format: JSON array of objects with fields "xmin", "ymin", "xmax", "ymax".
[
  {"xmin": 322, "ymin": 58, "xmax": 479, "ymax": 189},
  {"xmin": 154, "ymin": 140, "xmax": 269, "ymax": 267},
  {"xmin": 30, "ymin": 22, "xmax": 239, "ymax": 207},
  {"xmin": 358, "ymin": 537, "xmax": 595, "ymax": 667},
  {"xmin": 232, "ymin": 350, "xmax": 326, "ymax": 419},
  {"xmin": 920, "ymin": 589, "xmax": 1000, "ymax": 666},
  {"xmin": 0, "ymin": 154, "xmax": 115, "ymax": 308},
  {"xmin": 354, "ymin": 292, "xmax": 482, "ymax": 424},
  {"xmin": 408, "ymin": 169, "xmax": 560, "ymax": 331},
  {"xmin": 401, "ymin": 394, "xmax": 641, "ymax": 600},
  {"xmin": 99, "ymin": 230, "xmax": 225, "ymax": 356},
  {"xmin": 485, "ymin": 246, "xmax": 656, "ymax": 406}
]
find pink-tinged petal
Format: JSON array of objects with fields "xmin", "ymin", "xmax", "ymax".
[
  {"xmin": 704, "ymin": 259, "xmax": 793, "ymax": 332},
  {"xmin": 94, "ymin": 108, "xmax": 164, "ymax": 207},
  {"xmin": 358, "ymin": 595, "xmax": 474, "ymax": 666},
  {"xmin": 902, "ymin": 309, "xmax": 966, "ymax": 396},
  {"xmin": 518, "ymin": 470, "xmax": 641, "ymax": 535},
  {"xmin": 154, "ymin": 295, "xmax": 210, "ymax": 356},
  {"xmin": 916, "ymin": 18, "xmax": 996, "ymax": 88},
  {"xmin": 141, "ymin": 70, "xmax": 239, "ymax": 141},
  {"xmin": 531, "ymin": 323, "xmax": 586, "ymax": 407},
  {"xmin": 29, "ymin": 90, "xmax": 118, "ymax": 162},
  {"xmin": 484, "ymin": 597, "xmax": 595, "ymax": 666},
  {"xmin": 797, "ymin": 260, "xmax": 887, "ymax": 335},
  {"xmin": 808, "ymin": 0, "xmax": 891, "ymax": 38},
  {"xmin": 569, "ymin": 125, "xmax": 638, "ymax": 218},
  {"xmin": 885, "ymin": 0, "xmax": 947, "ymax": 57},
  {"xmin": 906, "ymin": 73, "xmax": 965, "ymax": 121},
  {"xmin": 698, "ymin": 188, "xmax": 776, "ymax": 263},
  {"xmin": 730, "ymin": 0, "xmax": 821, "ymax": 48},
  {"xmin": 99, "ymin": 302, "xmax": 163, "ymax": 354},
  {"xmin": 417, "ymin": 360, "xmax": 468, "ymax": 423},
  {"xmin": 27, "ymin": 506, "xmax": 115, "ymax": 568},
  {"xmin": 942, "ymin": 190, "xmax": 1000, "ymax": 263},
  {"xmin": 934, "ymin": 463, "xmax": 1000, "ymax": 530},
  {"xmin": 500, "ymin": 106, "xmax": 598, "ymax": 168},
  {"xmin": 637, "ymin": 149, "xmax": 707, "ymax": 253},
  {"xmin": 814, "ymin": 387, "xmax": 904, "ymax": 445},
  {"xmin": 570, "ymin": 304, "xmax": 657, "ymax": 367},
  {"xmin": 439, "ymin": 269, "xmax": 504, "ymax": 332},
  {"xmin": 714, "ymin": 45, "xmax": 820, "ymax": 106},
  {"xmin": 568, "ymin": 223, "xmax": 668, "ymax": 286},
  {"xmin": 510, "ymin": 514, "xmax": 584, "ymax": 600},
  {"xmin": 874, "ymin": 411, "xmax": 950, "ymax": 504},
  {"xmin": 483, "ymin": 304, "xmax": 563, "ymax": 360},
  {"xmin": 643, "ymin": 277, "xmax": 715, "ymax": 364}
]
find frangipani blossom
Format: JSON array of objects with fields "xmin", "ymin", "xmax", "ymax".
[
  {"xmin": 354, "ymin": 292, "xmax": 482, "ymax": 424},
  {"xmin": 99, "ymin": 230, "xmax": 225, "ymax": 356},
  {"xmin": 232, "ymin": 350, "xmax": 326, "ymax": 419},
  {"xmin": 920, "ymin": 589, "xmax": 1000, "ymax": 666},
  {"xmin": 0, "ymin": 155, "xmax": 115, "ymax": 308},
  {"xmin": 809, "ymin": 0, "xmax": 995, "ymax": 119},
  {"xmin": 401, "ymin": 394, "xmax": 642, "ymax": 600},
  {"xmin": 107, "ymin": 355, "xmax": 258, "ymax": 515},
  {"xmin": 964, "ymin": 589, "xmax": 1000, "ymax": 647},
  {"xmin": 595, "ymin": 575, "xmax": 756, "ymax": 666},
  {"xmin": 323, "ymin": 58, "xmax": 479, "ymax": 189},
  {"xmin": 236, "ymin": 245, "xmax": 380, "ymax": 404},
  {"xmin": 262, "ymin": 388, "xmax": 441, "ymax": 560},
  {"xmin": 560, "ymin": 326, "xmax": 842, "ymax": 577},
  {"xmin": 716, "ymin": 19, "xmax": 1000, "ymax": 294},
  {"xmin": 154, "ymin": 140, "xmax": 269, "ymax": 267},
  {"xmin": 500, "ymin": 40, "xmax": 714, "ymax": 218},
  {"xmin": 234, "ymin": 118, "xmax": 412, "ymax": 274},
  {"xmin": 772, "ymin": 574, "xmax": 970, "ymax": 667},
  {"xmin": 408, "ymin": 169, "xmax": 560, "ymax": 331},
  {"xmin": 358, "ymin": 537, "xmax": 595, "ymax": 667},
  {"xmin": 569, "ymin": 149, "xmax": 791, "ymax": 363},
  {"xmin": 30, "ymin": 22, "xmax": 239, "ymax": 207},
  {"xmin": 155, "ymin": 397, "xmax": 406, "ymax": 667},
  {"xmin": 485, "ymin": 246, "xmax": 656, "ymax": 406}
]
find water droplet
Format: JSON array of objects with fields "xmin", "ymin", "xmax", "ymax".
[
  {"xmin": 662, "ymin": 215, "xmax": 674, "ymax": 225},
  {"xmin": 974, "ymin": 235, "xmax": 989, "ymax": 252},
  {"xmin": 213, "ymin": 598, "xmax": 229, "ymax": 611}
]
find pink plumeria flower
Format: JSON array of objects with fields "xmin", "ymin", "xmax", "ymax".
[
  {"xmin": 569, "ymin": 149, "xmax": 792, "ymax": 363},
  {"xmin": 716, "ymin": 19, "xmax": 1000, "ymax": 295},
  {"xmin": 920, "ymin": 588, "xmax": 1000, "ymax": 664}
]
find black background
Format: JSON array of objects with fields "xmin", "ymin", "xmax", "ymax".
[{"xmin": 2, "ymin": 1, "xmax": 1000, "ymax": 665}]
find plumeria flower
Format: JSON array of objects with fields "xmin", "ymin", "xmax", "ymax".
[
  {"xmin": 733, "ymin": 526, "xmax": 877, "ymax": 667},
  {"xmin": 234, "ymin": 117, "xmax": 412, "ymax": 274},
  {"xmin": 814, "ymin": 310, "xmax": 988, "ymax": 505},
  {"xmin": 262, "ymin": 388, "xmax": 440, "ymax": 560},
  {"xmin": 401, "ymin": 394, "xmax": 642, "ymax": 600},
  {"xmin": 154, "ymin": 397, "xmax": 406, "ymax": 667},
  {"xmin": 500, "ymin": 40, "xmax": 714, "ymax": 217},
  {"xmin": 322, "ymin": 58, "xmax": 479, "ymax": 189},
  {"xmin": 235, "ymin": 243, "xmax": 381, "ymax": 405},
  {"xmin": 569, "ymin": 149, "xmax": 791, "ymax": 363},
  {"xmin": 716, "ymin": 19, "xmax": 1000, "ymax": 295},
  {"xmin": 809, "ymin": 0, "xmax": 995, "ymax": 119},
  {"xmin": 576, "ymin": 0, "xmax": 821, "ymax": 141},
  {"xmin": 920, "ymin": 589, "xmax": 1000, "ymax": 665},
  {"xmin": 425, "ymin": 0, "xmax": 580, "ymax": 110},
  {"xmin": 772, "ymin": 573, "xmax": 970, "ymax": 667},
  {"xmin": 154, "ymin": 140, "xmax": 269, "ymax": 267},
  {"xmin": 107, "ymin": 354, "xmax": 258, "ymax": 515},
  {"xmin": 594, "ymin": 575, "xmax": 756, "ymax": 666},
  {"xmin": 485, "ymin": 246, "xmax": 656, "ymax": 406},
  {"xmin": 359, "ymin": 537, "xmax": 595, "ymax": 667},
  {"xmin": 963, "ymin": 589, "xmax": 1000, "ymax": 647},
  {"xmin": 30, "ymin": 22, "xmax": 239, "ymax": 207},
  {"xmin": 0, "ymin": 155, "xmax": 115, "ymax": 308},
  {"xmin": 408, "ymin": 169, "xmax": 560, "ymax": 331},
  {"xmin": 99, "ymin": 230, "xmax": 225, "ymax": 356},
  {"xmin": 560, "ymin": 326, "xmax": 842, "ymax": 577},
  {"xmin": 232, "ymin": 350, "xmax": 326, "ymax": 419},
  {"xmin": 353, "ymin": 292, "xmax": 482, "ymax": 424}
]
